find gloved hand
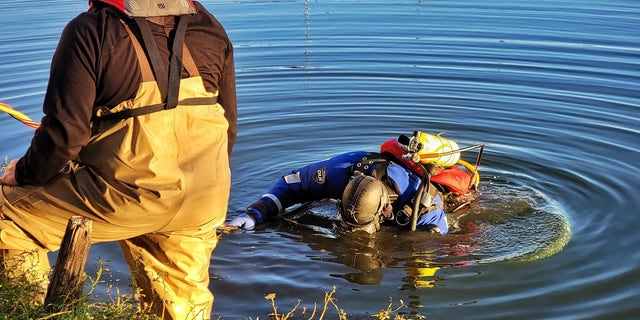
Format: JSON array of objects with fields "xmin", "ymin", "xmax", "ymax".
[
  {"xmin": 227, "ymin": 213, "xmax": 257, "ymax": 230},
  {"xmin": 227, "ymin": 197, "xmax": 278, "ymax": 230}
]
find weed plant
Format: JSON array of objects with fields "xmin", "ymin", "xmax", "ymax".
[{"xmin": 0, "ymin": 259, "xmax": 420, "ymax": 320}]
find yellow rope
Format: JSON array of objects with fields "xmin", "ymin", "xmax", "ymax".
[
  {"xmin": 457, "ymin": 158, "xmax": 481, "ymax": 188},
  {"xmin": 0, "ymin": 101, "xmax": 39, "ymax": 129}
]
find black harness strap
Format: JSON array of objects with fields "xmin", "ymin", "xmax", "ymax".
[{"xmin": 349, "ymin": 152, "xmax": 400, "ymax": 200}]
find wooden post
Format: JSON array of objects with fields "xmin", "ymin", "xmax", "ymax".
[{"xmin": 44, "ymin": 216, "xmax": 93, "ymax": 309}]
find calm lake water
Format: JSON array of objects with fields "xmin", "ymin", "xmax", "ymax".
[{"xmin": 1, "ymin": 0, "xmax": 639, "ymax": 319}]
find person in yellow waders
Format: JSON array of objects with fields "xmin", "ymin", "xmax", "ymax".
[{"xmin": 0, "ymin": 1, "xmax": 236, "ymax": 319}]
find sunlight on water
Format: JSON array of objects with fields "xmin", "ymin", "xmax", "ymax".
[{"xmin": 454, "ymin": 181, "xmax": 572, "ymax": 263}]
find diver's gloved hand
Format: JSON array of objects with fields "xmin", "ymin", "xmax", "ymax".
[
  {"xmin": 227, "ymin": 212, "xmax": 257, "ymax": 230},
  {"xmin": 228, "ymin": 197, "xmax": 278, "ymax": 230}
]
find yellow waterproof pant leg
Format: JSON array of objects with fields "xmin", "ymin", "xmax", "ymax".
[
  {"xmin": 119, "ymin": 219, "xmax": 219, "ymax": 320},
  {"xmin": 0, "ymin": 199, "xmax": 51, "ymax": 295},
  {"xmin": 0, "ymin": 157, "xmax": 227, "ymax": 320}
]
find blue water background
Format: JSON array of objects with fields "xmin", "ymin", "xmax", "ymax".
[{"xmin": 1, "ymin": 0, "xmax": 639, "ymax": 319}]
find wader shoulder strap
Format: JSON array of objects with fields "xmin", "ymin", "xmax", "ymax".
[
  {"xmin": 119, "ymin": 19, "xmax": 154, "ymax": 82},
  {"xmin": 134, "ymin": 15, "xmax": 189, "ymax": 109},
  {"xmin": 97, "ymin": 15, "xmax": 216, "ymax": 120},
  {"xmin": 120, "ymin": 18, "xmax": 199, "ymax": 81}
]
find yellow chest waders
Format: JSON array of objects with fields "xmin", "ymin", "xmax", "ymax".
[
  {"xmin": 91, "ymin": 16, "xmax": 230, "ymax": 319},
  {"xmin": 1, "ymin": 13, "xmax": 229, "ymax": 320},
  {"xmin": 76, "ymin": 14, "xmax": 231, "ymax": 226}
]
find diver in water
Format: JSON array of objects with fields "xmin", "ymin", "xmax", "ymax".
[{"xmin": 229, "ymin": 131, "xmax": 482, "ymax": 234}]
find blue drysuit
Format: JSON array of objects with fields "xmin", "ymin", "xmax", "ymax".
[{"xmin": 253, "ymin": 151, "xmax": 449, "ymax": 233}]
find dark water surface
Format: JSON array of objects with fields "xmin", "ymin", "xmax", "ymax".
[{"xmin": 1, "ymin": 0, "xmax": 639, "ymax": 319}]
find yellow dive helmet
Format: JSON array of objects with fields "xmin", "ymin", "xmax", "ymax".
[{"xmin": 416, "ymin": 132, "xmax": 460, "ymax": 167}]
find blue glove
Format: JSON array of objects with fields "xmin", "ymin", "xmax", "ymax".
[{"xmin": 227, "ymin": 213, "xmax": 256, "ymax": 230}]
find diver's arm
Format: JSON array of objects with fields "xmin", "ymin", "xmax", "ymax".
[
  {"xmin": 229, "ymin": 151, "xmax": 368, "ymax": 230},
  {"xmin": 227, "ymin": 171, "xmax": 319, "ymax": 230}
]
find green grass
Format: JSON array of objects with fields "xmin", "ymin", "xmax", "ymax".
[
  {"xmin": 1, "ymin": 259, "xmax": 422, "ymax": 320},
  {"xmin": 0, "ymin": 259, "xmax": 159, "ymax": 320}
]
